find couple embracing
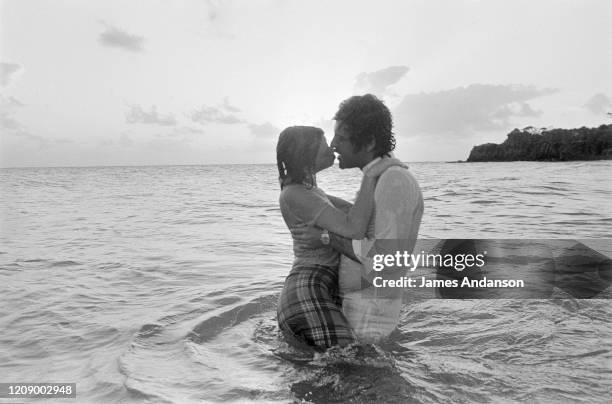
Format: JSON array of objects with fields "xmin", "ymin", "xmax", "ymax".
[{"xmin": 276, "ymin": 94, "xmax": 424, "ymax": 351}]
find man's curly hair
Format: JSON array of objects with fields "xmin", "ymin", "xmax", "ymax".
[{"xmin": 333, "ymin": 94, "xmax": 395, "ymax": 157}]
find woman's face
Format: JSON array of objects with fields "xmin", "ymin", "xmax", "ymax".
[{"xmin": 313, "ymin": 136, "xmax": 335, "ymax": 172}]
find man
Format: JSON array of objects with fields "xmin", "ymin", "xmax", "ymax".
[{"xmin": 294, "ymin": 94, "xmax": 424, "ymax": 341}]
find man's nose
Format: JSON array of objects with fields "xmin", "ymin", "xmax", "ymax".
[{"xmin": 330, "ymin": 136, "xmax": 338, "ymax": 149}]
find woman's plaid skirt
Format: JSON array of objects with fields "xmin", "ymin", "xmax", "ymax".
[{"xmin": 277, "ymin": 264, "xmax": 355, "ymax": 350}]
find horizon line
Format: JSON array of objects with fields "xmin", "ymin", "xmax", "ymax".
[
  {"xmin": 0, "ymin": 160, "xmax": 452, "ymax": 169},
  {"xmin": 0, "ymin": 160, "xmax": 454, "ymax": 169}
]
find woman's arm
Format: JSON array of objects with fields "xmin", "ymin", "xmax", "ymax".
[
  {"xmin": 325, "ymin": 194, "xmax": 353, "ymax": 214},
  {"xmin": 283, "ymin": 176, "xmax": 376, "ymax": 240},
  {"xmin": 284, "ymin": 158, "xmax": 402, "ymax": 240},
  {"xmin": 313, "ymin": 157, "xmax": 404, "ymax": 238},
  {"xmin": 312, "ymin": 175, "xmax": 377, "ymax": 239}
]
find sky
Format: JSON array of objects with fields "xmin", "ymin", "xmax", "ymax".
[{"xmin": 1, "ymin": 0, "xmax": 611, "ymax": 167}]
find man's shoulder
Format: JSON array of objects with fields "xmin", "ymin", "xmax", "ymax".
[
  {"xmin": 378, "ymin": 166, "xmax": 419, "ymax": 186},
  {"xmin": 375, "ymin": 166, "xmax": 423, "ymax": 205}
]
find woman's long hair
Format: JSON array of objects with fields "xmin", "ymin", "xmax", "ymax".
[{"xmin": 276, "ymin": 126, "xmax": 324, "ymax": 189}]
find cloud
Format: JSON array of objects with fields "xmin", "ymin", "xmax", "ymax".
[
  {"xmin": 125, "ymin": 105, "xmax": 177, "ymax": 126},
  {"xmin": 0, "ymin": 63, "xmax": 23, "ymax": 87},
  {"xmin": 98, "ymin": 25, "xmax": 145, "ymax": 52},
  {"xmin": 191, "ymin": 105, "xmax": 242, "ymax": 125},
  {"xmin": 175, "ymin": 126, "xmax": 206, "ymax": 135},
  {"xmin": 248, "ymin": 122, "xmax": 279, "ymax": 138},
  {"xmin": 200, "ymin": 0, "xmax": 235, "ymax": 39},
  {"xmin": 204, "ymin": 0, "xmax": 220, "ymax": 21},
  {"xmin": 162, "ymin": 125, "xmax": 206, "ymax": 137},
  {"xmin": 52, "ymin": 138, "xmax": 75, "ymax": 144},
  {"xmin": 393, "ymin": 84, "xmax": 557, "ymax": 136},
  {"xmin": 583, "ymin": 93, "xmax": 611, "ymax": 115},
  {"xmin": 0, "ymin": 95, "xmax": 55, "ymax": 147},
  {"xmin": 1, "ymin": 95, "xmax": 27, "ymax": 133},
  {"xmin": 222, "ymin": 97, "xmax": 241, "ymax": 113},
  {"xmin": 354, "ymin": 66, "xmax": 410, "ymax": 95}
]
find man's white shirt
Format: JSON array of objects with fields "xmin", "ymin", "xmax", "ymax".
[{"xmin": 339, "ymin": 154, "xmax": 424, "ymax": 342}]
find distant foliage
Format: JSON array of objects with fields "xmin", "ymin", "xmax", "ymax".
[{"xmin": 467, "ymin": 124, "xmax": 612, "ymax": 162}]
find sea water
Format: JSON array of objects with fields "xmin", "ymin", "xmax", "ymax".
[{"xmin": 1, "ymin": 161, "xmax": 611, "ymax": 403}]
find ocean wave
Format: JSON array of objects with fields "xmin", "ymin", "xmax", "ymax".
[
  {"xmin": 187, "ymin": 294, "xmax": 278, "ymax": 344},
  {"xmin": 50, "ymin": 260, "xmax": 81, "ymax": 267}
]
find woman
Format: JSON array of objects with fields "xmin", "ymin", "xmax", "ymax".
[{"xmin": 275, "ymin": 126, "xmax": 392, "ymax": 351}]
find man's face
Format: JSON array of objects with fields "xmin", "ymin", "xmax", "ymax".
[{"xmin": 331, "ymin": 120, "xmax": 365, "ymax": 169}]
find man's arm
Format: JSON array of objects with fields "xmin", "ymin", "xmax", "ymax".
[{"xmin": 329, "ymin": 232, "xmax": 359, "ymax": 262}]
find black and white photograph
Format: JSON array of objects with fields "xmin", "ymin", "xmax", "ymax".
[{"xmin": 1, "ymin": 0, "xmax": 611, "ymax": 402}]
